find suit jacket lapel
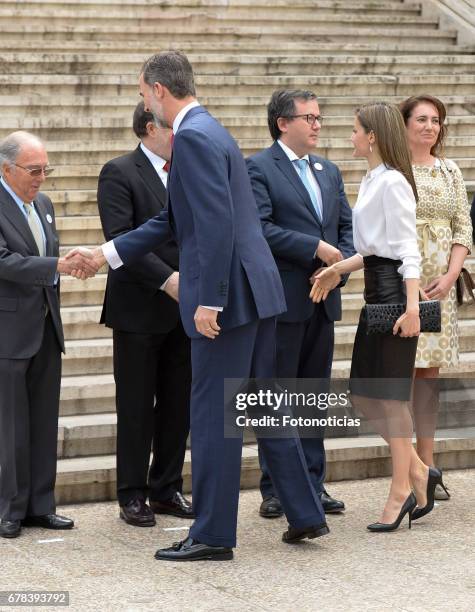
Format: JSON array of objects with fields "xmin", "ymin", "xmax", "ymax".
[
  {"xmin": 271, "ymin": 142, "xmax": 321, "ymax": 224},
  {"xmin": 133, "ymin": 146, "xmax": 167, "ymax": 209},
  {"xmin": 0, "ymin": 183, "xmax": 40, "ymax": 255}
]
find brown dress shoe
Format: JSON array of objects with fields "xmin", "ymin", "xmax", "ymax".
[
  {"xmin": 120, "ymin": 498, "xmax": 156, "ymax": 527},
  {"xmin": 150, "ymin": 492, "xmax": 194, "ymax": 519}
]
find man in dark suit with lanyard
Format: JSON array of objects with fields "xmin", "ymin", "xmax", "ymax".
[
  {"xmin": 247, "ymin": 90, "xmax": 355, "ymax": 519},
  {"xmin": 0, "ymin": 131, "xmax": 96, "ymax": 538},
  {"xmin": 98, "ymin": 102, "xmax": 192, "ymax": 528},
  {"xmin": 75, "ymin": 51, "xmax": 329, "ymax": 561}
]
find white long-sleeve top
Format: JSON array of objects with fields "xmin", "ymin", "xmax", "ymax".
[{"xmin": 352, "ymin": 163, "xmax": 420, "ymax": 279}]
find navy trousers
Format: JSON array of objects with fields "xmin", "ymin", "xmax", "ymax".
[
  {"xmin": 260, "ymin": 303, "xmax": 334, "ymax": 499},
  {"xmin": 188, "ymin": 317, "xmax": 325, "ymax": 547}
]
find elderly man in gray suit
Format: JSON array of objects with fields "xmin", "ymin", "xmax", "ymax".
[{"xmin": 0, "ymin": 131, "xmax": 97, "ymax": 538}]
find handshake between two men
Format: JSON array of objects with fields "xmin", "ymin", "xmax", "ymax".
[
  {"xmin": 57, "ymin": 246, "xmax": 181, "ymax": 304},
  {"xmin": 57, "ymin": 246, "xmax": 107, "ymax": 280}
]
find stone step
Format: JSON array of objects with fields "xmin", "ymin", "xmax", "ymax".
[
  {"xmin": 0, "ymin": 10, "xmax": 442, "ymax": 30},
  {"xmin": 56, "ymin": 215, "xmax": 104, "ymax": 245},
  {"xmin": 2, "ymin": 53, "xmax": 474, "ymax": 76},
  {"xmin": 60, "ymin": 273, "xmax": 107, "ymax": 307},
  {"xmin": 2, "ymin": 94, "xmax": 474, "ymax": 118},
  {"xmin": 0, "ymin": 0, "xmax": 424, "ymax": 19},
  {"xmin": 1, "ymin": 73, "xmax": 471, "ymax": 97},
  {"xmin": 63, "ymin": 338, "xmax": 113, "ymax": 377},
  {"xmin": 0, "ymin": 39, "xmax": 470, "ymax": 55},
  {"xmin": 37, "ymin": 157, "xmax": 475, "ymax": 194},
  {"xmin": 36, "ymin": 136, "xmax": 475, "ymax": 166},
  {"xmin": 54, "ymin": 430, "xmax": 475, "ymax": 503},
  {"xmin": 61, "ymin": 305, "xmax": 108, "ymax": 341},
  {"xmin": 0, "ymin": 24, "xmax": 457, "ymax": 44},
  {"xmin": 56, "ymin": 384, "xmax": 475, "ymax": 459},
  {"xmin": 60, "ymin": 373, "xmax": 115, "ymax": 417},
  {"xmin": 47, "ymin": 179, "xmax": 475, "ymax": 228},
  {"xmin": 61, "ymin": 320, "xmax": 475, "ymax": 379},
  {"xmin": 4, "ymin": 114, "xmax": 475, "ymax": 143}
]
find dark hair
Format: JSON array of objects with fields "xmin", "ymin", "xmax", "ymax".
[
  {"xmin": 141, "ymin": 50, "xmax": 196, "ymax": 99},
  {"xmin": 267, "ymin": 89, "xmax": 318, "ymax": 141},
  {"xmin": 399, "ymin": 95, "xmax": 447, "ymax": 157},
  {"xmin": 356, "ymin": 102, "xmax": 418, "ymax": 201},
  {"xmin": 132, "ymin": 101, "xmax": 155, "ymax": 138}
]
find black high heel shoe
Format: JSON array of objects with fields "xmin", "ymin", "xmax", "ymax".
[
  {"xmin": 367, "ymin": 492, "xmax": 417, "ymax": 532},
  {"xmin": 411, "ymin": 466, "xmax": 443, "ymax": 521}
]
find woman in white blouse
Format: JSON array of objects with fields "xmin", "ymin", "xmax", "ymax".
[{"xmin": 311, "ymin": 102, "xmax": 440, "ymax": 532}]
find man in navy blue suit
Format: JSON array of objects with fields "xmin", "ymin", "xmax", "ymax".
[
  {"xmin": 247, "ymin": 90, "xmax": 355, "ymax": 520},
  {"xmin": 81, "ymin": 52, "xmax": 329, "ymax": 561}
]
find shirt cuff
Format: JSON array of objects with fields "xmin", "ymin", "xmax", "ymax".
[
  {"xmin": 160, "ymin": 273, "xmax": 174, "ymax": 291},
  {"xmin": 399, "ymin": 264, "xmax": 420, "ymax": 280},
  {"xmin": 201, "ymin": 305, "xmax": 224, "ymax": 312},
  {"xmin": 103, "ymin": 240, "xmax": 123, "ymax": 270}
]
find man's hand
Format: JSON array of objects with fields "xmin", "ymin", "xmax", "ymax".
[
  {"xmin": 163, "ymin": 271, "xmax": 179, "ymax": 302},
  {"xmin": 64, "ymin": 246, "xmax": 106, "ymax": 279},
  {"xmin": 194, "ymin": 306, "xmax": 221, "ymax": 339},
  {"xmin": 316, "ymin": 240, "xmax": 343, "ymax": 266},
  {"xmin": 57, "ymin": 247, "xmax": 101, "ymax": 280}
]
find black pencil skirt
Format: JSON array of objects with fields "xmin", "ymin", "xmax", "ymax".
[{"xmin": 349, "ymin": 256, "xmax": 418, "ymax": 401}]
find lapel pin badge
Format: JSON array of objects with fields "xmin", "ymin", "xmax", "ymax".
[
  {"xmin": 314, "ymin": 162, "xmax": 323, "ymax": 171},
  {"xmin": 46, "ymin": 214, "xmax": 53, "ymax": 224}
]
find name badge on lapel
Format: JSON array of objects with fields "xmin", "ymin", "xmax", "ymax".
[
  {"xmin": 46, "ymin": 214, "xmax": 53, "ymax": 224},
  {"xmin": 314, "ymin": 162, "xmax": 323, "ymax": 171}
]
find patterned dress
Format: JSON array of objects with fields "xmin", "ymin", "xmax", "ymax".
[{"xmin": 414, "ymin": 158, "xmax": 472, "ymax": 368}]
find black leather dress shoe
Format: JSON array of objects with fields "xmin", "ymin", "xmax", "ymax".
[
  {"xmin": 0, "ymin": 519, "xmax": 21, "ymax": 538},
  {"xmin": 22, "ymin": 514, "xmax": 74, "ymax": 530},
  {"xmin": 282, "ymin": 522, "xmax": 330, "ymax": 543},
  {"xmin": 120, "ymin": 499, "xmax": 156, "ymax": 527},
  {"xmin": 149, "ymin": 492, "xmax": 194, "ymax": 519},
  {"xmin": 319, "ymin": 489, "xmax": 345, "ymax": 514},
  {"xmin": 155, "ymin": 536, "xmax": 233, "ymax": 561},
  {"xmin": 259, "ymin": 496, "xmax": 284, "ymax": 518}
]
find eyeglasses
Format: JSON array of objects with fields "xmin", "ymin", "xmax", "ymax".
[
  {"xmin": 282, "ymin": 114, "xmax": 323, "ymax": 126},
  {"xmin": 13, "ymin": 163, "xmax": 55, "ymax": 177}
]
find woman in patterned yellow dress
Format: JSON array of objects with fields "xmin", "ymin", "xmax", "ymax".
[{"xmin": 400, "ymin": 95, "xmax": 472, "ymax": 502}]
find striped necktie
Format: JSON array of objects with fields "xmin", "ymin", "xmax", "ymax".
[{"xmin": 24, "ymin": 203, "xmax": 45, "ymax": 256}]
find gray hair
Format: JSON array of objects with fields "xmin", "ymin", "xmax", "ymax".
[
  {"xmin": 0, "ymin": 131, "xmax": 45, "ymax": 171},
  {"xmin": 141, "ymin": 50, "xmax": 196, "ymax": 99}
]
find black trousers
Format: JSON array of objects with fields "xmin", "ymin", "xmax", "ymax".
[
  {"xmin": 113, "ymin": 321, "xmax": 191, "ymax": 506},
  {"xmin": 259, "ymin": 302, "xmax": 334, "ymax": 499},
  {"xmin": 0, "ymin": 314, "xmax": 61, "ymax": 521}
]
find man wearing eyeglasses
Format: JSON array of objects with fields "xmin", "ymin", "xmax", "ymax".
[
  {"xmin": 0, "ymin": 131, "xmax": 97, "ymax": 538},
  {"xmin": 246, "ymin": 90, "xmax": 355, "ymax": 519}
]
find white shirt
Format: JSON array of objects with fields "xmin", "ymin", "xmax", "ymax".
[
  {"xmin": 173, "ymin": 100, "xmax": 200, "ymax": 134},
  {"xmin": 352, "ymin": 163, "xmax": 420, "ymax": 279},
  {"xmin": 277, "ymin": 139, "xmax": 323, "ymax": 214},
  {"xmin": 139, "ymin": 142, "xmax": 168, "ymax": 188}
]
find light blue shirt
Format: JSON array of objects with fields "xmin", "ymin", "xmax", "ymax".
[{"xmin": 0, "ymin": 176, "xmax": 47, "ymax": 253}]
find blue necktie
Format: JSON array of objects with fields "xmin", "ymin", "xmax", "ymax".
[{"xmin": 293, "ymin": 159, "xmax": 322, "ymax": 221}]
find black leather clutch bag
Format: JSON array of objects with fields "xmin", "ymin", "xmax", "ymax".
[{"xmin": 364, "ymin": 300, "xmax": 441, "ymax": 335}]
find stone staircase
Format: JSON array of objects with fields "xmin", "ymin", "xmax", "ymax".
[{"xmin": 1, "ymin": 0, "xmax": 475, "ymax": 502}]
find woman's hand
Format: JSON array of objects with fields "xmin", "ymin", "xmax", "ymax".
[
  {"xmin": 393, "ymin": 308, "xmax": 420, "ymax": 337},
  {"xmin": 309, "ymin": 266, "xmax": 341, "ymax": 303},
  {"xmin": 424, "ymin": 272, "xmax": 457, "ymax": 300}
]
